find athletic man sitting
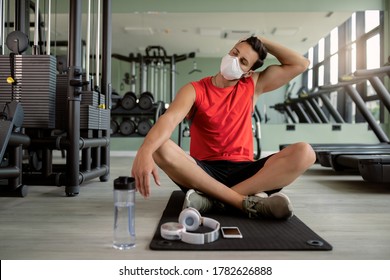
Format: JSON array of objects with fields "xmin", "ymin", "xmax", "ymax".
[{"xmin": 131, "ymin": 36, "xmax": 316, "ymax": 219}]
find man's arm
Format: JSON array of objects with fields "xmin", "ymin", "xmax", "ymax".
[
  {"xmin": 131, "ymin": 83, "xmax": 196, "ymax": 197},
  {"xmin": 253, "ymin": 37, "xmax": 310, "ymax": 96}
]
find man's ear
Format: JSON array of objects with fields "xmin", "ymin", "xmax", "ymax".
[{"xmin": 243, "ymin": 70, "xmax": 254, "ymax": 78}]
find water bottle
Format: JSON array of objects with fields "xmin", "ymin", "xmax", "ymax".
[{"xmin": 113, "ymin": 176, "xmax": 136, "ymax": 250}]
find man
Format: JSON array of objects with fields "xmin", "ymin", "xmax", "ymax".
[{"xmin": 131, "ymin": 36, "xmax": 316, "ymax": 219}]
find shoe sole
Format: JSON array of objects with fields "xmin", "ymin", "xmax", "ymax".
[
  {"xmin": 182, "ymin": 189, "xmax": 195, "ymax": 210},
  {"xmin": 269, "ymin": 192, "xmax": 294, "ymax": 219}
]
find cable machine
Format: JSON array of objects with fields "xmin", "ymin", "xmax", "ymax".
[{"xmin": 0, "ymin": 0, "xmax": 112, "ymax": 197}]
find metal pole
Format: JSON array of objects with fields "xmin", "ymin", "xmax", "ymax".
[
  {"xmin": 15, "ymin": 0, "xmax": 29, "ymax": 36},
  {"xmin": 369, "ymin": 76, "xmax": 390, "ymax": 112},
  {"xmin": 95, "ymin": 0, "xmax": 101, "ymax": 89},
  {"xmin": 100, "ymin": 0, "xmax": 111, "ymax": 182},
  {"xmin": 345, "ymin": 84, "xmax": 389, "ymax": 142},
  {"xmin": 0, "ymin": 0, "xmax": 3, "ymax": 55},
  {"xmin": 320, "ymin": 94, "xmax": 345, "ymax": 123},
  {"xmin": 170, "ymin": 55, "xmax": 176, "ymax": 103},
  {"xmin": 46, "ymin": 0, "xmax": 51, "ymax": 55},
  {"xmin": 86, "ymin": 0, "xmax": 91, "ymax": 83},
  {"xmin": 66, "ymin": 0, "xmax": 82, "ymax": 196},
  {"xmin": 32, "ymin": 0, "xmax": 39, "ymax": 54}
]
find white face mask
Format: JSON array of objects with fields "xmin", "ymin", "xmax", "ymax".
[{"xmin": 220, "ymin": 54, "xmax": 245, "ymax": 80}]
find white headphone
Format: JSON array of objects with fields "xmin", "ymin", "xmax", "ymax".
[{"xmin": 160, "ymin": 207, "xmax": 220, "ymax": 245}]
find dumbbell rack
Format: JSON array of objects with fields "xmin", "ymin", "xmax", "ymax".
[
  {"xmin": 111, "ymin": 46, "xmax": 194, "ymax": 139},
  {"xmin": 110, "ymin": 101, "xmax": 165, "ymax": 137}
]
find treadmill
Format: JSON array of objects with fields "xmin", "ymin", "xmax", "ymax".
[
  {"xmin": 317, "ymin": 66, "xmax": 390, "ymax": 182},
  {"xmin": 282, "ymin": 65, "xmax": 390, "ymax": 183},
  {"xmin": 358, "ymin": 155, "xmax": 390, "ymax": 183},
  {"xmin": 316, "ymin": 147, "xmax": 390, "ymax": 169}
]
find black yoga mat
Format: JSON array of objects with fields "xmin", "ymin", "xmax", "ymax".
[{"xmin": 149, "ymin": 191, "xmax": 333, "ymax": 251}]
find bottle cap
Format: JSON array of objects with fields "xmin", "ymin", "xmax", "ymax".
[{"xmin": 113, "ymin": 176, "xmax": 135, "ymax": 190}]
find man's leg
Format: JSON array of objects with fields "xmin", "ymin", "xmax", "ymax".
[
  {"xmin": 231, "ymin": 142, "xmax": 316, "ymax": 196},
  {"xmin": 152, "ymin": 139, "xmax": 245, "ymax": 209},
  {"xmin": 153, "ymin": 140, "xmax": 314, "ymax": 219}
]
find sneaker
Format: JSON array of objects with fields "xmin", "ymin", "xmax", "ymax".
[
  {"xmin": 254, "ymin": 192, "xmax": 268, "ymax": 198},
  {"xmin": 182, "ymin": 189, "xmax": 214, "ymax": 214},
  {"xmin": 242, "ymin": 192, "xmax": 293, "ymax": 219}
]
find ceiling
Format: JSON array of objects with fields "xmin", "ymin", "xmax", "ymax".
[
  {"xmin": 109, "ymin": 11, "xmax": 353, "ymax": 58},
  {"xmin": 28, "ymin": 0, "xmax": 384, "ymax": 59},
  {"xmin": 106, "ymin": 0, "xmax": 382, "ymax": 58}
]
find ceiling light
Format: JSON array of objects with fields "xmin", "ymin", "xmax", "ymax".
[
  {"xmin": 123, "ymin": 27, "xmax": 154, "ymax": 35},
  {"xmin": 326, "ymin": 12, "xmax": 334, "ymax": 18},
  {"xmin": 198, "ymin": 28, "xmax": 222, "ymax": 37},
  {"xmin": 222, "ymin": 30, "xmax": 256, "ymax": 40},
  {"xmin": 271, "ymin": 27, "xmax": 300, "ymax": 36}
]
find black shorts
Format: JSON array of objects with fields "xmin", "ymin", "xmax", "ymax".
[{"xmin": 176, "ymin": 154, "xmax": 282, "ymax": 195}]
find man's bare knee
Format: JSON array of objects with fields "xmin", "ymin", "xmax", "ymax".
[
  {"xmin": 152, "ymin": 140, "xmax": 194, "ymax": 168},
  {"xmin": 289, "ymin": 142, "xmax": 316, "ymax": 171},
  {"xmin": 152, "ymin": 141, "xmax": 174, "ymax": 167}
]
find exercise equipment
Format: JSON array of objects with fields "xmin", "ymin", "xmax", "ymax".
[
  {"xmin": 272, "ymin": 86, "xmax": 344, "ymax": 124},
  {"xmin": 316, "ymin": 148, "xmax": 390, "ymax": 170},
  {"xmin": 358, "ymin": 155, "xmax": 390, "ymax": 183},
  {"xmin": 111, "ymin": 46, "xmax": 192, "ymax": 138},
  {"xmin": 110, "ymin": 119, "xmax": 119, "ymax": 134},
  {"xmin": 253, "ymin": 105, "xmax": 262, "ymax": 160},
  {"xmin": 120, "ymin": 91, "xmax": 137, "ymax": 110},
  {"xmin": 0, "ymin": 101, "xmax": 29, "ymax": 197},
  {"xmin": 150, "ymin": 191, "xmax": 332, "ymax": 250},
  {"xmin": 137, "ymin": 119, "xmax": 153, "ymax": 136},
  {"xmin": 119, "ymin": 119, "xmax": 136, "ymax": 136},
  {"xmin": 0, "ymin": 0, "xmax": 112, "ymax": 197},
  {"xmin": 280, "ymin": 65, "xmax": 390, "ymax": 183},
  {"xmin": 6, "ymin": 30, "xmax": 29, "ymax": 53},
  {"xmin": 138, "ymin": 91, "xmax": 154, "ymax": 110}
]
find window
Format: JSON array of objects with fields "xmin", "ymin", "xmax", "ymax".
[
  {"xmin": 365, "ymin": 10, "xmax": 380, "ymax": 33},
  {"xmin": 330, "ymin": 28, "xmax": 338, "ymax": 55},
  {"xmin": 308, "ymin": 47, "xmax": 314, "ymax": 69},
  {"xmin": 307, "ymin": 69, "xmax": 313, "ymax": 89},
  {"xmin": 351, "ymin": 13, "xmax": 356, "ymax": 41},
  {"xmin": 366, "ymin": 34, "xmax": 380, "ymax": 70},
  {"xmin": 351, "ymin": 43, "xmax": 356, "ymax": 73},
  {"xmin": 303, "ymin": 10, "xmax": 383, "ymax": 123},
  {"xmin": 318, "ymin": 65, "xmax": 324, "ymax": 86},
  {"xmin": 330, "ymin": 54, "xmax": 338, "ymax": 84},
  {"xmin": 318, "ymin": 38, "xmax": 325, "ymax": 62}
]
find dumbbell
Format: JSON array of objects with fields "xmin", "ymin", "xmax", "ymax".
[
  {"xmin": 121, "ymin": 91, "xmax": 137, "ymax": 110},
  {"xmin": 137, "ymin": 119, "xmax": 153, "ymax": 136},
  {"xmin": 110, "ymin": 120, "xmax": 119, "ymax": 135},
  {"xmin": 138, "ymin": 91, "xmax": 154, "ymax": 110},
  {"xmin": 111, "ymin": 91, "xmax": 120, "ymax": 109},
  {"xmin": 120, "ymin": 120, "xmax": 136, "ymax": 136}
]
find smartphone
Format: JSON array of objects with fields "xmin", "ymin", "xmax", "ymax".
[{"xmin": 221, "ymin": 227, "xmax": 243, "ymax": 238}]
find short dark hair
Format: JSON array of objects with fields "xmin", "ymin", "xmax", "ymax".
[{"xmin": 242, "ymin": 36, "xmax": 268, "ymax": 70}]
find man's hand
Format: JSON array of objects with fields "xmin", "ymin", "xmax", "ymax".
[{"xmin": 131, "ymin": 149, "xmax": 161, "ymax": 198}]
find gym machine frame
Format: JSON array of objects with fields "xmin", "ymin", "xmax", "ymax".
[
  {"xmin": 0, "ymin": 0, "xmax": 112, "ymax": 197},
  {"xmin": 272, "ymin": 88, "xmax": 345, "ymax": 124}
]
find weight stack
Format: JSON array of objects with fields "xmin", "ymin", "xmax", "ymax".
[
  {"xmin": 81, "ymin": 91, "xmax": 99, "ymax": 107},
  {"xmin": 80, "ymin": 91, "xmax": 110, "ymax": 130},
  {"xmin": 0, "ymin": 55, "xmax": 56, "ymax": 128},
  {"xmin": 56, "ymin": 74, "xmax": 68, "ymax": 130},
  {"xmin": 80, "ymin": 105, "xmax": 110, "ymax": 130}
]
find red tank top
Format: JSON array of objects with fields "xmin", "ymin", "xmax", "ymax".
[{"xmin": 188, "ymin": 76, "xmax": 254, "ymax": 161}]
